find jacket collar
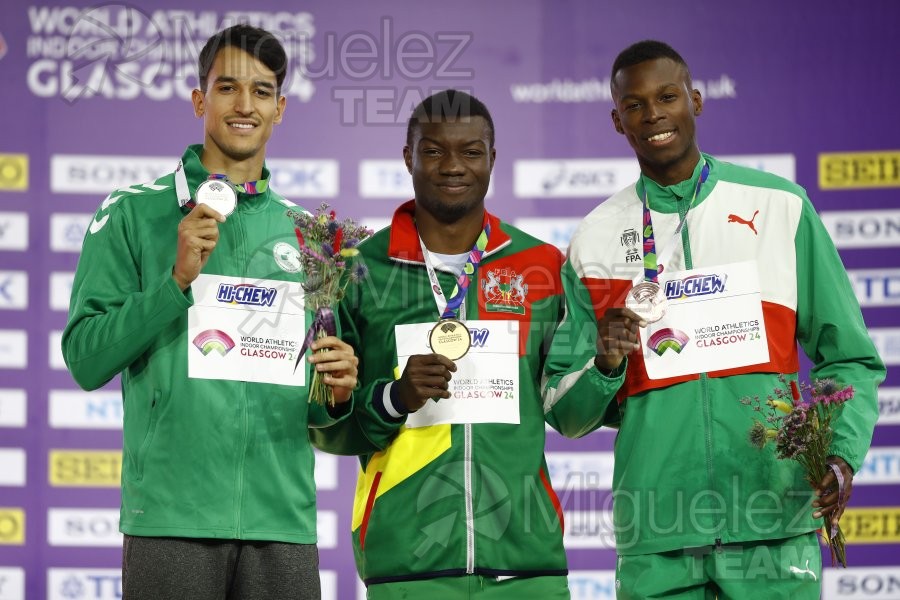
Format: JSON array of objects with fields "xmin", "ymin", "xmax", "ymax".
[
  {"xmin": 387, "ymin": 199, "xmax": 511, "ymax": 264},
  {"xmin": 175, "ymin": 144, "xmax": 273, "ymax": 209}
]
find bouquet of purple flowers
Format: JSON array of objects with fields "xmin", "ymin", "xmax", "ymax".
[
  {"xmin": 287, "ymin": 203, "xmax": 371, "ymax": 406},
  {"xmin": 740, "ymin": 375, "xmax": 854, "ymax": 567}
]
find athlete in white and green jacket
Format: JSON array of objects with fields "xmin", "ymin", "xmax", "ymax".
[{"xmin": 566, "ymin": 40, "xmax": 885, "ymax": 599}]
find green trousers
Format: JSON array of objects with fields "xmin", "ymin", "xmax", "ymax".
[
  {"xmin": 366, "ymin": 575, "xmax": 570, "ymax": 599},
  {"xmin": 616, "ymin": 532, "xmax": 822, "ymax": 599}
]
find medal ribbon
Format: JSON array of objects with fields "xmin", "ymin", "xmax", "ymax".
[
  {"xmin": 292, "ymin": 307, "xmax": 338, "ymax": 373},
  {"xmin": 174, "ymin": 161, "xmax": 268, "ymax": 208},
  {"xmin": 207, "ymin": 173, "xmax": 268, "ymax": 195},
  {"xmin": 639, "ymin": 161, "xmax": 710, "ymax": 283},
  {"xmin": 419, "ymin": 222, "xmax": 491, "ymax": 320}
]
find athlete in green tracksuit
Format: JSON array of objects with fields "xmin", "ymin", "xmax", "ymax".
[
  {"xmin": 62, "ymin": 25, "xmax": 358, "ymax": 600},
  {"xmin": 312, "ymin": 90, "xmax": 622, "ymax": 599},
  {"xmin": 564, "ymin": 40, "xmax": 885, "ymax": 599}
]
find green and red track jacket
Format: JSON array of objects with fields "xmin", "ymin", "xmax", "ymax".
[
  {"xmin": 312, "ymin": 200, "xmax": 618, "ymax": 585},
  {"xmin": 567, "ymin": 154, "xmax": 885, "ymax": 555}
]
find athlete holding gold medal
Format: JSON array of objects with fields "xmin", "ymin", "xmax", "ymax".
[{"xmin": 312, "ymin": 90, "xmax": 622, "ymax": 598}]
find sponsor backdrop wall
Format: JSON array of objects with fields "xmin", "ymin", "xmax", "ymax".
[{"xmin": 0, "ymin": 1, "xmax": 898, "ymax": 598}]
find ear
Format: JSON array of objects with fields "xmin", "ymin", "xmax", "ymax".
[
  {"xmin": 611, "ymin": 109, "xmax": 624, "ymax": 135},
  {"xmin": 192, "ymin": 88, "xmax": 205, "ymax": 118},
  {"xmin": 403, "ymin": 145, "xmax": 413, "ymax": 174},
  {"xmin": 692, "ymin": 88, "xmax": 703, "ymax": 116},
  {"xmin": 274, "ymin": 95, "xmax": 286, "ymax": 125},
  {"xmin": 489, "ymin": 147, "xmax": 496, "ymax": 173}
]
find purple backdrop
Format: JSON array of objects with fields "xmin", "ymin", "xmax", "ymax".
[{"xmin": 1, "ymin": 1, "xmax": 898, "ymax": 599}]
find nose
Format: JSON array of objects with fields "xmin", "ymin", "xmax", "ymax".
[
  {"xmin": 234, "ymin": 89, "xmax": 253, "ymax": 115},
  {"xmin": 439, "ymin": 151, "xmax": 465, "ymax": 176},
  {"xmin": 644, "ymin": 102, "xmax": 664, "ymax": 123}
]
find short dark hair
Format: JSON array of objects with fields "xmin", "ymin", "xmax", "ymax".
[
  {"xmin": 198, "ymin": 24, "xmax": 288, "ymax": 94},
  {"xmin": 406, "ymin": 90, "xmax": 495, "ymax": 148},
  {"xmin": 611, "ymin": 40, "xmax": 691, "ymax": 82}
]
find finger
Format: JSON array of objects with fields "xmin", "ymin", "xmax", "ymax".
[
  {"xmin": 188, "ymin": 203, "xmax": 226, "ymax": 223},
  {"xmin": 411, "ymin": 375, "xmax": 453, "ymax": 390},
  {"xmin": 181, "ymin": 224, "xmax": 221, "ymax": 240},
  {"xmin": 428, "ymin": 353, "xmax": 458, "ymax": 371},
  {"xmin": 323, "ymin": 373, "xmax": 358, "ymax": 388},
  {"xmin": 816, "ymin": 471, "xmax": 836, "ymax": 496},
  {"xmin": 310, "ymin": 336, "xmax": 351, "ymax": 352}
]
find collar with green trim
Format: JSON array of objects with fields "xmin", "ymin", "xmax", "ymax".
[
  {"xmin": 636, "ymin": 153, "xmax": 719, "ymax": 214},
  {"xmin": 387, "ymin": 199, "xmax": 511, "ymax": 264}
]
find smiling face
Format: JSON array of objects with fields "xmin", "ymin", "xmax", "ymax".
[
  {"xmin": 191, "ymin": 45, "xmax": 285, "ymax": 176},
  {"xmin": 404, "ymin": 116, "xmax": 495, "ymax": 224},
  {"xmin": 611, "ymin": 57, "xmax": 703, "ymax": 186}
]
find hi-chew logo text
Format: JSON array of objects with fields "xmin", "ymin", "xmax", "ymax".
[
  {"xmin": 664, "ymin": 274, "xmax": 727, "ymax": 300},
  {"xmin": 216, "ymin": 283, "xmax": 277, "ymax": 307}
]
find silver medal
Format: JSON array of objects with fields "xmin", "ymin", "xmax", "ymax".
[{"xmin": 195, "ymin": 179, "xmax": 237, "ymax": 216}]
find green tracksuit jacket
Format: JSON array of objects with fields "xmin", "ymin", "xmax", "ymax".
[
  {"xmin": 62, "ymin": 145, "xmax": 347, "ymax": 544},
  {"xmin": 312, "ymin": 200, "xmax": 619, "ymax": 584}
]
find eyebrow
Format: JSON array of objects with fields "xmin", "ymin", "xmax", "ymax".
[
  {"xmin": 213, "ymin": 75, "xmax": 276, "ymax": 91},
  {"xmin": 418, "ymin": 136, "xmax": 486, "ymax": 147}
]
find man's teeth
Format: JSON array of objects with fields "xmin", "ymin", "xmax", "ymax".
[
  {"xmin": 648, "ymin": 131, "xmax": 673, "ymax": 142},
  {"xmin": 230, "ymin": 123, "xmax": 254, "ymax": 129}
]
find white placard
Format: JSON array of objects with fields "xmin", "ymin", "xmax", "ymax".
[
  {"xmin": 395, "ymin": 320, "xmax": 520, "ymax": 427},
  {"xmin": 640, "ymin": 261, "xmax": 769, "ymax": 379}
]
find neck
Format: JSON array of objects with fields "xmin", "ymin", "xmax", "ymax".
[
  {"xmin": 200, "ymin": 150, "xmax": 265, "ymax": 185},
  {"xmin": 416, "ymin": 207, "xmax": 486, "ymax": 254},
  {"xmin": 641, "ymin": 148, "xmax": 702, "ymax": 187}
]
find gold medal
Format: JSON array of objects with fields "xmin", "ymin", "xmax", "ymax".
[{"xmin": 429, "ymin": 319, "xmax": 471, "ymax": 361}]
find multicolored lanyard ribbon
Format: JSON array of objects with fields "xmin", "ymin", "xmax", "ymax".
[
  {"xmin": 207, "ymin": 173, "xmax": 268, "ymax": 195},
  {"xmin": 292, "ymin": 307, "xmax": 337, "ymax": 373},
  {"xmin": 420, "ymin": 222, "xmax": 491, "ymax": 320},
  {"xmin": 640, "ymin": 161, "xmax": 710, "ymax": 282}
]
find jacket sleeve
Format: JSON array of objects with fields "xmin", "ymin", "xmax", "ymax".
[
  {"xmin": 309, "ymin": 272, "xmax": 403, "ymax": 455},
  {"xmin": 794, "ymin": 195, "xmax": 886, "ymax": 473},
  {"xmin": 542, "ymin": 257, "xmax": 624, "ymax": 438},
  {"xmin": 61, "ymin": 194, "xmax": 191, "ymax": 391}
]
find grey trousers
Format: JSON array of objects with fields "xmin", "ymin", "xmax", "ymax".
[{"xmin": 122, "ymin": 535, "xmax": 321, "ymax": 600}]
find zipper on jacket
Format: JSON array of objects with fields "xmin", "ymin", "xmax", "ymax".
[
  {"xmin": 700, "ymin": 373, "xmax": 720, "ymax": 540},
  {"xmin": 234, "ymin": 210, "xmax": 250, "ymax": 537},
  {"xmin": 464, "ymin": 423, "xmax": 475, "ymax": 573}
]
